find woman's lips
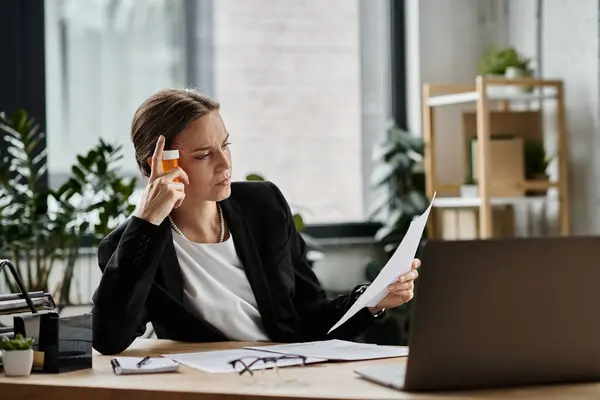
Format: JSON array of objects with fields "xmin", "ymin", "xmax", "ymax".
[{"xmin": 217, "ymin": 177, "xmax": 231, "ymax": 186}]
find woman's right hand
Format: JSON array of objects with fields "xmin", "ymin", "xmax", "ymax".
[{"xmin": 135, "ymin": 135, "xmax": 190, "ymax": 226}]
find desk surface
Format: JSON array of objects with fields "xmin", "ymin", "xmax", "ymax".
[{"xmin": 1, "ymin": 339, "xmax": 600, "ymax": 400}]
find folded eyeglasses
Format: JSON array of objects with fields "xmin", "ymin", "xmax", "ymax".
[{"xmin": 228, "ymin": 354, "xmax": 308, "ymax": 383}]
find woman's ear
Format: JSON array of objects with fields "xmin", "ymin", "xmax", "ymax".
[{"xmin": 146, "ymin": 156, "xmax": 152, "ymax": 169}]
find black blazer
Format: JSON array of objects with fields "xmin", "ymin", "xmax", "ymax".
[{"xmin": 91, "ymin": 181, "xmax": 378, "ymax": 355}]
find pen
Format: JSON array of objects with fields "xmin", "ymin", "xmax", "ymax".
[
  {"xmin": 111, "ymin": 358, "xmax": 121, "ymax": 375},
  {"xmin": 137, "ymin": 356, "xmax": 151, "ymax": 368}
]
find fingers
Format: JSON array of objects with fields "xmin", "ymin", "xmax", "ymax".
[
  {"xmin": 150, "ymin": 136, "xmax": 166, "ymax": 180},
  {"xmin": 166, "ymin": 181, "xmax": 185, "ymax": 192},
  {"xmin": 167, "ymin": 181, "xmax": 185, "ymax": 206},
  {"xmin": 388, "ymin": 281, "xmax": 414, "ymax": 292},
  {"xmin": 398, "ymin": 290, "xmax": 414, "ymax": 302},
  {"xmin": 412, "ymin": 258, "xmax": 422, "ymax": 269},
  {"xmin": 381, "ymin": 290, "xmax": 414, "ymax": 307},
  {"xmin": 398, "ymin": 268, "xmax": 419, "ymax": 283},
  {"xmin": 172, "ymin": 188, "xmax": 186, "ymax": 209},
  {"xmin": 162, "ymin": 167, "xmax": 190, "ymax": 185}
]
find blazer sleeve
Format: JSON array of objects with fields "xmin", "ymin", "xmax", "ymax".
[
  {"xmin": 267, "ymin": 182, "xmax": 376, "ymax": 341},
  {"xmin": 91, "ymin": 216, "xmax": 170, "ymax": 355}
]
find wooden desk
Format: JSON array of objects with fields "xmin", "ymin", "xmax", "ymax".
[{"xmin": 1, "ymin": 339, "xmax": 599, "ymax": 400}]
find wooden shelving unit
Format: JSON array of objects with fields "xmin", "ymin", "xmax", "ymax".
[{"xmin": 422, "ymin": 76, "xmax": 570, "ymax": 239}]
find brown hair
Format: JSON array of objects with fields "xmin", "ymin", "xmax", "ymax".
[{"xmin": 131, "ymin": 88, "xmax": 220, "ymax": 177}]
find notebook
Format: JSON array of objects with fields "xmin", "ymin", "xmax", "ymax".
[{"xmin": 110, "ymin": 356, "xmax": 179, "ymax": 375}]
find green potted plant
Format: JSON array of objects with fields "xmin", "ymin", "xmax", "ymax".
[
  {"xmin": 0, "ymin": 109, "xmax": 137, "ymax": 304},
  {"xmin": 523, "ymin": 139, "xmax": 553, "ymax": 196},
  {"xmin": 478, "ymin": 47, "xmax": 533, "ymax": 95},
  {"xmin": 0, "ymin": 334, "xmax": 35, "ymax": 376},
  {"xmin": 478, "ymin": 47, "xmax": 532, "ymax": 76},
  {"xmin": 368, "ymin": 121, "xmax": 428, "ymax": 251}
]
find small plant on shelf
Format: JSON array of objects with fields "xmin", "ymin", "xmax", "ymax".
[
  {"xmin": 0, "ymin": 334, "xmax": 35, "ymax": 377},
  {"xmin": 523, "ymin": 139, "xmax": 554, "ymax": 196},
  {"xmin": 524, "ymin": 139, "xmax": 553, "ymax": 179},
  {"xmin": 478, "ymin": 46, "xmax": 532, "ymax": 76}
]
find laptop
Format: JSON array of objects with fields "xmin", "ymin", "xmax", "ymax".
[{"xmin": 355, "ymin": 236, "xmax": 600, "ymax": 392}]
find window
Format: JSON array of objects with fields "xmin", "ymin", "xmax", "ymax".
[
  {"xmin": 45, "ymin": 0, "xmax": 187, "ymax": 185},
  {"xmin": 44, "ymin": 0, "xmax": 394, "ymax": 225}
]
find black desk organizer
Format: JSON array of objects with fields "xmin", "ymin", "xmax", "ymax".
[{"xmin": 0, "ymin": 259, "xmax": 93, "ymax": 373}]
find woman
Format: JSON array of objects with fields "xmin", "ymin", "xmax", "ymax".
[{"xmin": 91, "ymin": 88, "xmax": 421, "ymax": 355}]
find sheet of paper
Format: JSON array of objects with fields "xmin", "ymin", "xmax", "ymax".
[
  {"xmin": 162, "ymin": 349, "xmax": 325, "ymax": 374},
  {"xmin": 246, "ymin": 339, "xmax": 409, "ymax": 361},
  {"xmin": 327, "ymin": 193, "xmax": 436, "ymax": 334}
]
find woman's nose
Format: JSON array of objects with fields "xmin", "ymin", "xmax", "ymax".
[{"xmin": 216, "ymin": 148, "xmax": 231, "ymax": 169}]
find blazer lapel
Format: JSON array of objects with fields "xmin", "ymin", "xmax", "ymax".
[
  {"xmin": 220, "ymin": 198, "xmax": 278, "ymax": 336},
  {"xmin": 158, "ymin": 220, "xmax": 184, "ymax": 303}
]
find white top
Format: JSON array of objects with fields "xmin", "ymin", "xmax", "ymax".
[{"xmin": 171, "ymin": 231, "xmax": 270, "ymax": 342}]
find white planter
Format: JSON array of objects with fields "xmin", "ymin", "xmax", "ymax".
[
  {"xmin": 460, "ymin": 185, "xmax": 478, "ymax": 198},
  {"xmin": 485, "ymin": 74, "xmax": 506, "ymax": 97},
  {"xmin": 504, "ymin": 67, "xmax": 532, "ymax": 95},
  {"xmin": 2, "ymin": 349, "xmax": 33, "ymax": 377}
]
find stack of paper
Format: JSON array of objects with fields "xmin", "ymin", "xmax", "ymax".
[
  {"xmin": 162, "ymin": 340, "xmax": 408, "ymax": 374},
  {"xmin": 245, "ymin": 339, "xmax": 409, "ymax": 361},
  {"xmin": 163, "ymin": 348, "xmax": 324, "ymax": 374}
]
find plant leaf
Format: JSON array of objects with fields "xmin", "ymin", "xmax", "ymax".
[
  {"xmin": 246, "ymin": 174, "xmax": 265, "ymax": 181},
  {"xmin": 293, "ymin": 213, "xmax": 305, "ymax": 232}
]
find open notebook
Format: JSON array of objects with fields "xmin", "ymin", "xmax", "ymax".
[{"xmin": 110, "ymin": 356, "xmax": 179, "ymax": 375}]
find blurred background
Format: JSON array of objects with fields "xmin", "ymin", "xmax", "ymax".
[{"xmin": 0, "ymin": 0, "xmax": 596, "ymax": 344}]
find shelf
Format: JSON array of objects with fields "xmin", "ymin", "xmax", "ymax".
[
  {"xmin": 422, "ymin": 78, "xmax": 569, "ymax": 238},
  {"xmin": 428, "ymin": 90, "xmax": 557, "ymax": 107},
  {"xmin": 433, "ymin": 196, "xmax": 548, "ymax": 209}
]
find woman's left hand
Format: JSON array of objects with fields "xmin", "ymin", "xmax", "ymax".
[{"xmin": 368, "ymin": 258, "xmax": 421, "ymax": 313}]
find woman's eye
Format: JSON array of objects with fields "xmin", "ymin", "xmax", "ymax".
[
  {"xmin": 223, "ymin": 142, "xmax": 232, "ymax": 148},
  {"xmin": 195, "ymin": 154, "xmax": 209, "ymax": 160}
]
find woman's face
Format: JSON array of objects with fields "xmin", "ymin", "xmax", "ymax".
[{"xmin": 170, "ymin": 111, "xmax": 232, "ymax": 202}]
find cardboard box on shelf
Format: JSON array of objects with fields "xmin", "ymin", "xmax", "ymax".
[
  {"xmin": 438, "ymin": 205, "xmax": 515, "ymax": 240},
  {"xmin": 469, "ymin": 137, "xmax": 525, "ymax": 197}
]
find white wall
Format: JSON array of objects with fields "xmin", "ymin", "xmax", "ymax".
[
  {"xmin": 407, "ymin": 0, "xmax": 600, "ymax": 235},
  {"xmin": 406, "ymin": 0, "xmax": 507, "ymax": 186},
  {"xmin": 506, "ymin": 0, "xmax": 600, "ymax": 234}
]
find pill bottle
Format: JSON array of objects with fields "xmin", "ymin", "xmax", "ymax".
[{"xmin": 162, "ymin": 150, "xmax": 180, "ymax": 182}]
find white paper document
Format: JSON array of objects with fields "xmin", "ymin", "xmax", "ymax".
[
  {"xmin": 246, "ymin": 339, "xmax": 409, "ymax": 361},
  {"xmin": 111, "ymin": 356, "xmax": 179, "ymax": 375},
  {"xmin": 163, "ymin": 349, "xmax": 325, "ymax": 374},
  {"xmin": 327, "ymin": 193, "xmax": 436, "ymax": 334}
]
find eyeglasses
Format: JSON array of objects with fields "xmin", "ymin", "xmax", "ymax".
[{"xmin": 228, "ymin": 354, "xmax": 307, "ymax": 384}]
